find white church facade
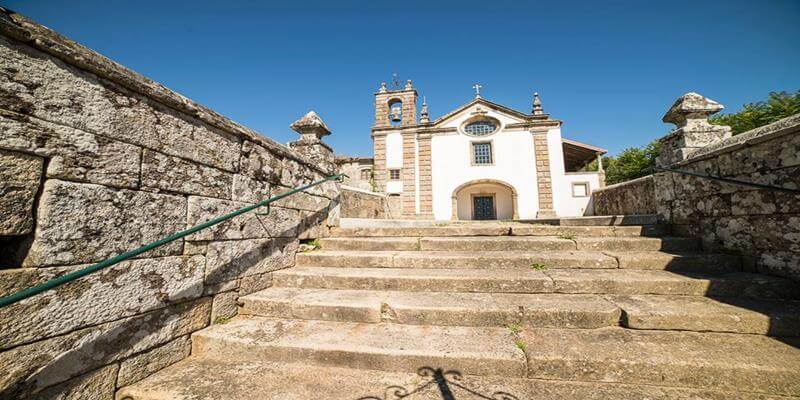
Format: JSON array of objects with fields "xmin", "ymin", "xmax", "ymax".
[{"xmin": 339, "ymin": 80, "xmax": 607, "ymax": 220}]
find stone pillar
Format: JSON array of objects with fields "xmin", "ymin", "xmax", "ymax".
[
  {"xmin": 401, "ymin": 132, "xmax": 417, "ymax": 216},
  {"xmin": 657, "ymin": 92, "xmax": 731, "ymax": 167},
  {"xmin": 288, "ymin": 111, "xmax": 335, "ymax": 173},
  {"xmin": 597, "ymin": 153, "xmax": 606, "ymax": 188},
  {"xmin": 417, "ymin": 133, "xmax": 433, "ymax": 216},
  {"xmin": 533, "ymin": 132, "xmax": 556, "ymax": 218}
]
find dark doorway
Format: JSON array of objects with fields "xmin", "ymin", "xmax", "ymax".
[{"xmin": 472, "ymin": 196, "xmax": 496, "ymax": 220}]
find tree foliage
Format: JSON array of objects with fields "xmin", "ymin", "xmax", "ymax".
[
  {"xmin": 586, "ymin": 141, "xmax": 660, "ymax": 185},
  {"xmin": 710, "ymin": 90, "xmax": 800, "ymax": 135}
]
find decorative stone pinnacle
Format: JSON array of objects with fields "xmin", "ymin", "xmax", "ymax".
[
  {"xmin": 532, "ymin": 92, "xmax": 544, "ymax": 115},
  {"xmin": 420, "ymin": 96, "xmax": 430, "ymax": 123},
  {"xmin": 379, "ymin": 82, "xmax": 387, "ymax": 93},
  {"xmin": 405, "ymin": 80, "xmax": 413, "ymax": 90},
  {"xmin": 290, "ymin": 110, "xmax": 331, "ymax": 142},
  {"xmin": 662, "ymin": 92, "xmax": 725, "ymax": 128}
]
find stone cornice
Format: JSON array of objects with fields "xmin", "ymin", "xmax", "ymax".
[{"xmin": 0, "ymin": 8, "xmax": 333, "ymax": 175}]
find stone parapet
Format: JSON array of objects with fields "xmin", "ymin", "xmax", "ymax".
[
  {"xmin": 0, "ymin": 8, "xmax": 340, "ymax": 399},
  {"xmin": 592, "ymin": 175, "xmax": 656, "ymax": 215}
]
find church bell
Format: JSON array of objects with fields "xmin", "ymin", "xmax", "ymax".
[{"xmin": 390, "ymin": 105, "xmax": 402, "ymax": 122}]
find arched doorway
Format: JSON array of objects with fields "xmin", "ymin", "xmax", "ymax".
[{"xmin": 451, "ymin": 179, "xmax": 518, "ymax": 220}]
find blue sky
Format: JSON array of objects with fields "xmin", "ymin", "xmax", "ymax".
[{"xmin": 6, "ymin": 0, "xmax": 799, "ymax": 156}]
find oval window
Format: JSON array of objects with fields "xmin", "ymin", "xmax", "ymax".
[{"xmin": 463, "ymin": 120, "xmax": 498, "ymax": 136}]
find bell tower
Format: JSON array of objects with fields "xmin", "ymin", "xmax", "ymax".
[{"xmin": 373, "ymin": 78, "xmax": 418, "ymax": 128}]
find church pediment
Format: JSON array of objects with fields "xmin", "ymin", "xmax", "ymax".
[{"xmin": 431, "ymin": 98, "xmax": 531, "ymax": 128}]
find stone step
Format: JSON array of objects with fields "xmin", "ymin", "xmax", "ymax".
[
  {"xmin": 520, "ymin": 327, "xmax": 800, "ymax": 395},
  {"xmin": 296, "ymin": 250, "xmax": 741, "ymax": 273},
  {"xmin": 329, "ymin": 224, "xmax": 668, "ymax": 238},
  {"xmin": 274, "ymin": 267, "xmax": 800, "ymax": 299},
  {"xmin": 318, "ymin": 236, "xmax": 700, "ymax": 252},
  {"xmin": 338, "ymin": 214, "xmax": 659, "ymax": 228},
  {"xmin": 610, "ymin": 295, "xmax": 800, "ymax": 336},
  {"xmin": 191, "ymin": 316, "xmax": 527, "ymax": 377},
  {"xmin": 117, "ymin": 356, "xmax": 794, "ymax": 400},
  {"xmin": 240, "ymin": 287, "xmax": 621, "ymax": 328}
]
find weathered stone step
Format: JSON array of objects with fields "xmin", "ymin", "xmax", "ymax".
[
  {"xmin": 329, "ymin": 224, "xmax": 667, "ymax": 238},
  {"xmin": 520, "ymin": 327, "xmax": 800, "ymax": 395},
  {"xmin": 610, "ymin": 295, "xmax": 800, "ymax": 336},
  {"xmin": 191, "ymin": 316, "xmax": 527, "ymax": 377},
  {"xmin": 275, "ymin": 267, "xmax": 800, "ymax": 299},
  {"xmin": 240, "ymin": 287, "xmax": 621, "ymax": 328},
  {"xmin": 318, "ymin": 236, "xmax": 700, "ymax": 252},
  {"xmin": 117, "ymin": 356, "xmax": 794, "ymax": 400},
  {"xmin": 297, "ymin": 250, "xmax": 741, "ymax": 273}
]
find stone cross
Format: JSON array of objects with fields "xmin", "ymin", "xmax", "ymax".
[{"xmin": 473, "ymin": 83, "xmax": 482, "ymax": 98}]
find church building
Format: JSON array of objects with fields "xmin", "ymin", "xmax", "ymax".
[{"xmin": 344, "ymin": 79, "xmax": 607, "ymax": 221}]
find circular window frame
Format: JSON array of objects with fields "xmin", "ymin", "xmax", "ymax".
[{"xmin": 460, "ymin": 116, "xmax": 501, "ymax": 137}]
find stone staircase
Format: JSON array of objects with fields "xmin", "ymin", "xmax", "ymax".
[{"xmin": 118, "ymin": 219, "xmax": 800, "ymax": 399}]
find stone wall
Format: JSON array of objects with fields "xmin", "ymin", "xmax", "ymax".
[
  {"xmin": 591, "ymin": 175, "xmax": 656, "ymax": 215},
  {"xmin": 0, "ymin": 10, "xmax": 338, "ymax": 399},
  {"xmin": 340, "ymin": 186, "xmax": 393, "ymax": 219},
  {"xmin": 655, "ymin": 113, "xmax": 800, "ymax": 281}
]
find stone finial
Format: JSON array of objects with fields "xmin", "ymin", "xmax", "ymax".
[
  {"xmin": 404, "ymin": 80, "xmax": 414, "ymax": 90},
  {"xmin": 657, "ymin": 92, "xmax": 732, "ymax": 166},
  {"xmin": 290, "ymin": 111, "xmax": 331, "ymax": 142},
  {"xmin": 379, "ymin": 82, "xmax": 387, "ymax": 93},
  {"xmin": 532, "ymin": 92, "xmax": 544, "ymax": 115},
  {"xmin": 662, "ymin": 92, "xmax": 725, "ymax": 129},
  {"xmin": 420, "ymin": 96, "xmax": 430, "ymax": 123}
]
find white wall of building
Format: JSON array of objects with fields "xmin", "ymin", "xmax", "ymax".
[
  {"xmin": 385, "ymin": 131, "xmax": 403, "ymax": 194},
  {"xmin": 431, "ymin": 105, "xmax": 539, "ymax": 220},
  {"xmin": 560, "ymin": 172, "xmax": 602, "ymax": 216}
]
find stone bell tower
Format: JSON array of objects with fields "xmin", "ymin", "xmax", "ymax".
[{"xmin": 373, "ymin": 79, "xmax": 418, "ymax": 127}]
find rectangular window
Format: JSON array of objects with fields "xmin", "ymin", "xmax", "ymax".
[
  {"xmin": 472, "ymin": 142, "xmax": 492, "ymax": 165},
  {"xmin": 360, "ymin": 169, "xmax": 372, "ymax": 181},
  {"xmin": 389, "ymin": 169, "xmax": 401, "ymax": 180},
  {"xmin": 572, "ymin": 182, "xmax": 590, "ymax": 197}
]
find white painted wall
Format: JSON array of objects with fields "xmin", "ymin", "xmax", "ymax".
[
  {"xmin": 431, "ymin": 105, "xmax": 539, "ymax": 220},
  {"xmin": 561, "ymin": 172, "xmax": 601, "ymax": 216},
  {"xmin": 455, "ymin": 183, "xmax": 514, "ymax": 220},
  {"xmin": 385, "ymin": 131, "xmax": 403, "ymax": 194}
]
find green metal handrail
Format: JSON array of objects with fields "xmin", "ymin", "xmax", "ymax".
[{"xmin": 0, "ymin": 173, "xmax": 346, "ymax": 309}]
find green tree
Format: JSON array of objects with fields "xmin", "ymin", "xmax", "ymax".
[
  {"xmin": 710, "ymin": 90, "xmax": 800, "ymax": 135},
  {"xmin": 603, "ymin": 141, "xmax": 660, "ymax": 185}
]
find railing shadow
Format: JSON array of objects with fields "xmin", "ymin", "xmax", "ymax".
[
  {"xmin": 357, "ymin": 367, "xmax": 520, "ymax": 400},
  {"xmin": 0, "ymin": 196, "xmax": 336, "ymax": 399}
]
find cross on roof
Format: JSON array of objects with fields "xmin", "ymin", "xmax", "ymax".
[{"xmin": 472, "ymin": 83, "xmax": 482, "ymax": 98}]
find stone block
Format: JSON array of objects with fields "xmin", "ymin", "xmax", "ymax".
[
  {"xmin": 751, "ymin": 215, "xmax": 800, "ymax": 253},
  {"xmin": 183, "ymin": 241, "xmax": 208, "ymax": 256},
  {"xmin": 23, "ymin": 180, "xmax": 186, "ymax": 266},
  {"xmin": 280, "ymin": 158, "xmax": 314, "ymax": 188},
  {"xmin": 0, "ymin": 149, "xmax": 42, "ymax": 235},
  {"xmin": 239, "ymin": 272, "xmax": 273, "ymax": 296},
  {"xmin": 0, "ymin": 255, "xmax": 204, "ymax": 349},
  {"xmin": 30, "ymin": 363, "xmax": 118, "ymax": 400},
  {"xmin": 0, "ymin": 110, "xmax": 140, "ymax": 189},
  {"xmin": 713, "ymin": 216, "xmax": 756, "ymax": 253},
  {"xmin": 273, "ymin": 187, "xmax": 330, "ymax": 212},
  {"xmin": 0, "ymin": 297, "xmax": 210, "ymax": 397},
  {"xmin": 240, "ymin": 141, "xmax": 282, "ymax": 184},
  {"xmin": 0, "ymin": 36, "xmax": 241, "ymax": 171},
  {"xmin": 299, "ymin": 209, "xmax": 330, "ymax": 240},
  {"xmin": 232, "ymin": 174, "xmax": 270, "ymax": 203},
  {"xmin": 758, "ymin": 251, "xmax": 800, "ymax": 282},
  {"xmin": 186, "ymin": 196, "xmax": 299, "ymax": 241},
  {"xmin": 205, "ymin": 237, "xmax": 298, "ymax": 285},
  {"xmin": 117, "ymin": 335, "xmax": 191, "ymax": 387},
  {"xmin": 211, "ymin": 291, "xmax": 239, "ymax": 322},
  {"xmin": 141, "ymin": 149, "xmax": 232, "ymax": 198},
  {"xmin": 730, "ymin": 190, "xmax": 776, "ymax": 215}
]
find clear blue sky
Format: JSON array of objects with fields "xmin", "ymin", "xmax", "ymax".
[{"xmin": 6, "ymin": 0, "xmax": 799, "ymax": 157}]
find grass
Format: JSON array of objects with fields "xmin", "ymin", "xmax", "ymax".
[
  {"xmin": 514, "ymin": 340, "xmax": 527, "ymax": 351},
  {"xmin": 213, "ymin": 316, "xmax": 231, "ymax": 325},
  {"xmin": 558, "ymin": 233, "xmax": 576, "ymax": 240},
  {"xmin": 308, "ymin": 238, "xmax": 321, "ymax": 249},
  {"xmin": 506, "ymin": 323, "xmax": 521, "ymax": 334},
  {"xmin": 530, "ymin": 263, "xmax": 547, "ymax": 270}
]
